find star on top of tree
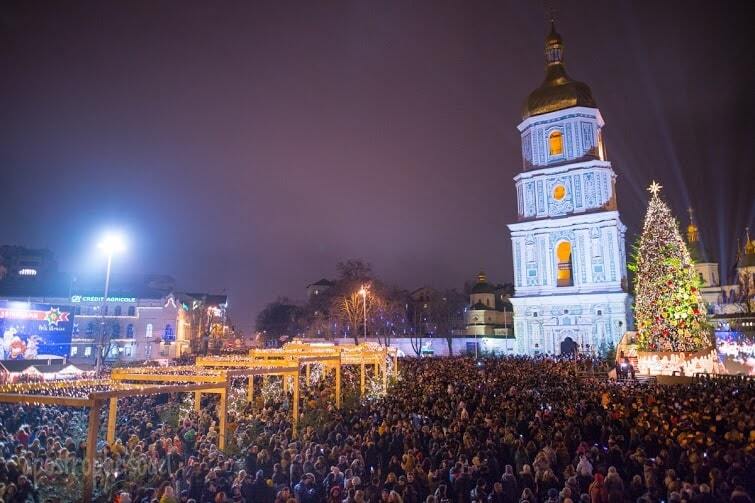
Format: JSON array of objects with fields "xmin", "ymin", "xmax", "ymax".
[{"xmin": 647, "ymin": 180, "xmax": 663, "ymax": 197}]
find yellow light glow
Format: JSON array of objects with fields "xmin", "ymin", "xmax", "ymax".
[
  {"xmin": 549, "ymin": 130, "xmax": 563, "ymax": 156},
  {"xmin": 553, "ymin": 184, "xmax": 566, "ymax": 201}
]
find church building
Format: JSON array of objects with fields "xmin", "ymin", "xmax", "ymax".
[{"xmin": 507, "ymin": 23, "xmax": 631, "ymax": 355}]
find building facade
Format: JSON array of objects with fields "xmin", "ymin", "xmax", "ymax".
[
  {"xmin": 464, "ymin": 272, "xmax": 513, "ymax": 340},
  {"xmin": 0, "ymin": 290, "xmax": 191, "ymax": 364},
  {"xmin": 0, "ymin": 265, "xmax": 229, "ymax": 364},
  {"xmin": 687, "ymin": 213, "xmax": 755, "ymax": 315},
  {"xmin": 70, "ymin": 293, "xmax": 190, "ymax": 362},
  {"xmin": 507, "ymin": 23, "xmax": 631, "ymax": 356}
]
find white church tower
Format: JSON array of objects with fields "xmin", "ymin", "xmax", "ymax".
[{"xmin": 507, "ymin": 23, "xmax": 631, "ymax": 355}]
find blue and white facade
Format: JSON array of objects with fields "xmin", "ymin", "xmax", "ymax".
[{"xmin": 507, "ymin": 25, "xmax": 631, "ymax": 355}]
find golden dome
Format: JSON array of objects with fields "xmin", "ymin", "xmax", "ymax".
[{"xmin": 523, "ymin": 22, "xmax": 597, "ymax": 119}]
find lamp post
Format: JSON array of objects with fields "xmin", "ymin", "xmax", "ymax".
[
  {"xmin": 95, "ymin": 232, "xmax": 125, "ymax": 375},
  {"xmin": 359, "ymin": 285, "xmax": 368, "ymax": 343}
]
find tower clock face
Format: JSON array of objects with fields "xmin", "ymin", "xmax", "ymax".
[{"xmin": 553, "ymin": 184, "xmax": 567, "ymax": 201}]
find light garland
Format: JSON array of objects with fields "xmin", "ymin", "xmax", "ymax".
[
  {"xmin": 260, "ymin": 378, "xmax": 283, "ymax": 403},
  {"xmin": 308, "ymin": 362, "xmax": 324, "ymax": 385},
  {"xmin": 365, "ymin": 374, "xmax": 385, "ymax": 400}
]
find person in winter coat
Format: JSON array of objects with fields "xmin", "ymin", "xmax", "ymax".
[
  {"xmin": 500, "ymin": 465, "xmax": 518, "ymax": 503},
  {"xmin": 603, "ymin": 467, "xmax": 624, "ymax": 501},
  {"xmin": 588, "ymin": 473, "xmax": 608, "ymax": 503}
]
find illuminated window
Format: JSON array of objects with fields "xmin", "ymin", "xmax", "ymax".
[
  {"xmin": 18, "ymin": 268, "xmax": 37, "ymax": 276},
  {"xmin": 553, "ymin": 184, "xmax": 566, "ymax": 201},
  {"xmin": 71, "ymin": 346, "xmax": 78, "ymax": 356},
  {"xmin": 556, "ymin": 241, "xmax": 574, "ymax": 287},
  {"xmin": 146, "ymin": 323, "xmax": 153, "ymax": 338},
  {"xmin": 84, "ymin": 346, "xmax": 92, "ymax": 356},
  {"xmin": 549, "ymin": 130, "xmax": 563, "ymax": 157}
]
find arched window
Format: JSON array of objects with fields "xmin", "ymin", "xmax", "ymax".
[
  {"xmin": 127, "ymin": 306, "xmax": 135, "ymax": 316},
  {"xmin": 556, "ymin": 241, "xmax": 574, "ymax": 287},
  {"xmin": 146, "ymin": 323, "xmax": 153, "ymax": 338},
  {"xmin": 548, "ymin": 130, "xmax": 563, "ymax": 157},
  {"xmin": 114, "ymin": 306, "xmax": 122, "ymax": 316},
  {"xmin": 126, "ymin": 324, "xmax": 134, "ymax": 338}
]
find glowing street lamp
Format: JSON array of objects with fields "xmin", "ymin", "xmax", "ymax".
[
  {"xmin": 359, "ymin": 285, "xmax": 369, "ymax": 342},
  {"xmin": 95, "ymin": 232, "xmax": 126, "ymax": 374}
]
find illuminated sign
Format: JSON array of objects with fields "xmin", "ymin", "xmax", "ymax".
[
  {"xmin": 71, "ymin": 295, "xmax": 136, "ymax": 303},
  {"xmin": 0, "ymin": 301, "xmax": 74, "ymax": 360}
]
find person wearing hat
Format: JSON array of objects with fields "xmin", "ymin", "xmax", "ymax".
[{"xmin": 294, "ymin": 473, "xmax": 318, "ymax": 503}]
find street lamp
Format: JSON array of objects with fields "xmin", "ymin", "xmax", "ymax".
[
  {"xmin": 359, "ymin": 285, "xmax": 369, "ymax": 343},
  {"xmin": 95, "ymin": 232, "xmax": 126, "ymax": 374}
]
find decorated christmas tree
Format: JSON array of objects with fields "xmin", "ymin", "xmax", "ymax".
[{"xmin": 630, "ymin": 181, "xmax": 712, "ymax": 352}]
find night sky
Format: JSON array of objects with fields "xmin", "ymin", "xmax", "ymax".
[{"xmin": 1, "ymin": 1, "xmax": 753, "ymax": 329}]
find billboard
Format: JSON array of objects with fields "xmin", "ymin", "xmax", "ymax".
[{"xmin": 0, "ymin": 301, "xmax": 75, "ymax": 360}]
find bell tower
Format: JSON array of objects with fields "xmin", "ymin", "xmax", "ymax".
[{"xmin": 507, "ymin": 22, "xmax": 631, "ymax": 356}]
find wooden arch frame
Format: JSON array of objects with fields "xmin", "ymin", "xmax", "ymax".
[{"xmin": 0, "ymin": 379, "xmax": 231, "ymax": 501}]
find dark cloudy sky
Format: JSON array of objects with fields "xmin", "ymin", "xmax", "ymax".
[{"xmin": 1, "ymin": 0, "xmax": 752, "ymax": 329}]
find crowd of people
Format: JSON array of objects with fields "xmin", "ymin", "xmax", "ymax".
[{"xmin": 0, "ymin": 356, "xmax": 752, "ymax": 503}]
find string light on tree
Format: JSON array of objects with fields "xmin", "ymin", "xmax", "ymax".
[{"xmin": 630, "ymin": 181, "xmax": 712, "ymax": 352}]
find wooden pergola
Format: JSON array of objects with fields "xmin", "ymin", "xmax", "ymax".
[
  {"xmin": 110, "ymin": 366, "xmax": 293, "ymax": 449},
  {"xmin": 196, "ymin": 353, "xmax": 342, "ymax": 408},
  {"xmin": 273, "ymin": 341, "xmax": 399, "ymax": 395},
  {"xmin": 0, "ymin": 379, "xmax": 229, "ymax": 501}
]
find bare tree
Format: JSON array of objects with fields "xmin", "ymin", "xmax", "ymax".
[
  {"xmin": 735, "ymin": 272, "xmax": 755, "ymax": 314},
  {"xmin": 336, "ymin": 259, "xmax": 372, "ymax": 282},
  {"xmin": 374, "ymin": 298, "xmax": 406, "ymax": 347},
  {"xmin": 333, "ymin": 287, "xmax": 380, "ymax": 344},
  {"xmin": 431, "ymin": 290, "xmax": 467, "ymax": 356}
]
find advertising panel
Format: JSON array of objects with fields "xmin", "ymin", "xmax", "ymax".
[{"xmin": 0, "ymin": 301, "xmax": 75, "ymax": 360}]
